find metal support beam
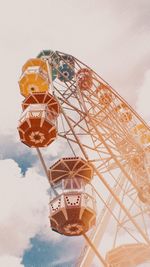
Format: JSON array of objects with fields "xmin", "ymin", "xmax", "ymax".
[
  {"xmin": 79, "ymin": 176, "xmax": 125, "ymax": 267},
  {"xmin": 36, "ymin": 148, "xmax": 58, "ymax": 196},
  {"xmin": 82, "ymin": 233, "xmax": 107, "ymax": 267}
]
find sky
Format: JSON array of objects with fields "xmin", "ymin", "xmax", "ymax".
[{"xmin": 0, "ymin": 0, "xmax": 150, "ymax": 266}]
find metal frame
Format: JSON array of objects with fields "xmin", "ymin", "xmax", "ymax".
[{"xmin": 34, "ymin": 52, "xmax": 150, "ymax": 267}]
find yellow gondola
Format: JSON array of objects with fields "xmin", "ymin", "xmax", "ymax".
[{"xmin": 19, "ymin": 58, "xmax": 49, "ymax": 97}]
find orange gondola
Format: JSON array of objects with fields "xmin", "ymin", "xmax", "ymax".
[
  {"xmin": 49, "ymin": 157, "xmax": 96, "ymax": 236},
  {"xmin": 22, "ymin": 92, "xmax": 60, "ymax": 118},
  {"xmin": 76, "ymin": 68, "xmax": 93, "ymax": 90},
  {"xmin": 18, "ymin": 92, "xmax": 60, "ymax": 148}
]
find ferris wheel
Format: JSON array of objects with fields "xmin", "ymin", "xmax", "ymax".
[{"xmin": 17, "ymin": 50, "xmax": 150, "ymax": 267}]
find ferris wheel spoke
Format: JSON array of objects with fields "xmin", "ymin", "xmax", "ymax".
[
  {"xmin": 81, "ymin": 91, "xmax": 136, "ymax": 143},
  {"xmin": 94, "ymin": 168, "xmax": 150, "ymax": 244},
  {"xmin": 58, "ymin": 120, "xmax": 123, "ymax": 173},
  {"xmin": 58, "ymin": 99, "xmax": 150, "ymax": 243}
]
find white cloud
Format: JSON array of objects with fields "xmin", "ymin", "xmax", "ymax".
[
  {"xmin": 0, "ymin": 159, "xmax": 61, "ymax": 261},
  {"xmin": 0, "ymin": 255, "xmax": 24, "ymax": 267}
]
